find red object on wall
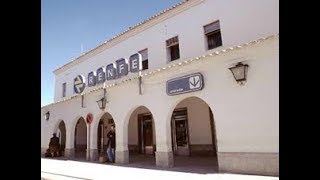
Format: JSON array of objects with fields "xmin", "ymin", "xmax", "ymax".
[{"xmin": 86, "ymin": 113, "xmax": 93, "ymax": 124}]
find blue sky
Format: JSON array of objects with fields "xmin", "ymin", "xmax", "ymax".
[{"xmin": 41, "ymin": 0, "xmax": 182, "ymax": 106}]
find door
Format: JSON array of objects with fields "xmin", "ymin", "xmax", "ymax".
[
  {"xmin": 172, "ymin": 108, "xmax": 190, "ymax": 156},
  {"xmin": 138, "ymin": 114, "xmax": 154, "ymax": 154}
]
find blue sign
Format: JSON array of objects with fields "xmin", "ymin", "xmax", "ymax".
[
  {"xmin": 87, "ymin": 72, "xmax": 96, "ymax": 87},
  {"xmin": 129, "ymin": 53, "xmax": 142, "ymax": 73},
  {"xmin": 106, "ymin": 63, "xmax": 117, "ymax": 80},
  {"xmin": 166, "ymin": 73, "xmax": 204, "ymax": 96},
  {"xmin": 74, "ymin": 75, "xmax": 86, "ymax": 94},
  {"xmin": 73, "ymin": 51, "xmax": 144, "ymax": 92},
  {"xmin": 96, "ymin": 67, "xmax": 106, "ymax": 84},
  {"xmin": 116, "ymin": 58, "xmax": 129, "ymax": 77}
]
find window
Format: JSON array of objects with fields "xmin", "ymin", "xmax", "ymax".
[
  {"xmin": 166, "ymin": 36, "xmax": 180, "ymax": 61},
  {"xmin": 62, "ymin": 83, "xmax": 66, "ymax": 97},
  {"xmin": 204, "ymin": 21, "xmax": 222, "ymax": 50},
  {"xmin": 139, "ymin": 49, "xmax": 148, "ymax": 70}
]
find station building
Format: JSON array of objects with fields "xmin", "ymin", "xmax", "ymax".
[{"xmin": 41, "ymin": 0, "xmax": 279, "ymax": 176}]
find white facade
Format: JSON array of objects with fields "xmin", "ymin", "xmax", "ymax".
[
  {"xmin": 42, "ymin": 0, "xmax": 279, "ymax": 176},
  {"xmin": 52, "ymin": 0, "xmax": 278, "ymax": 102}
]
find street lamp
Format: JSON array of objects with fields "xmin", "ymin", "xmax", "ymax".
[
  {"xmin": 96, "ymin": 97, "xmax": 107, "ymax": 110},
  {"xmin": 44, "ymin": 111, "xmax": 50, "ymax": 121},
  {"xmin": 96, "ymin": 89, "xmax": 107, "ymax": 110},
  {"xmin": 229, "ymin": 62, "xmax": 249, "ymax": 85}
]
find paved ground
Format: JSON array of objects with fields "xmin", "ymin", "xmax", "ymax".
[{"xmin": 41, "ymin": 155, "xmax": 278, "ymax": 180}]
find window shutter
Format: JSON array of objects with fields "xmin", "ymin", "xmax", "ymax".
[
  {"xmin": 139, "ymin": 49, "xmax": 148, "ymax": 61},
  {"xmin": 204, "ymin": 21, "xmax": 220, "ymax": 34},
  {"xmin": 166, "ymin": 36, "xmax": 179, "ymax": 47}
]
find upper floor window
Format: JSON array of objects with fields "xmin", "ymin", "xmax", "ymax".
[
  {"xmin": 139, "ymin": 49, "xmax": 148, "ymax": 70},
  {"xmin": 62, "ymin": 83, "xmax": 66, "ymax": 97},
  {"xmin": 166, "ymin": 36, "xmax": 180, "ymax": 62},
  {"xmin": 204, "ymin": 21, "xmax": 222, "ymax": 50}
]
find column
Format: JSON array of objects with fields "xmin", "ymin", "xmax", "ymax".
[
  {"xmin": 86, "ymin": 124, "xmax": 90, "ymax": 161},
  {"xmin": 89, "ymin": 122, "xmax": 99, "ymax": 162},
  {"xmin": 115, "ymin": 121, "xmax": 129, "ymax": 164},
  {"xmin": 64, "ymin": 126, "xmax": 75, "ymax": 159},
  {"xmin": 155, "ymin": 119, "xmax": 174, "ymax": 168}
]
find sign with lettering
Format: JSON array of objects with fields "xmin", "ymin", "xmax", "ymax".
[
  {"xmin": 87, "ymin": 71, "xmax": 96, "ymax": 87},
  {"xmin": 106, "ymin": 63, "xmax": 117, "ymax": 80},
  {"xmin": 116, "ymin": 58, "xmax": 129, "ymax": 77},
  {"xmin": 129, "ymin": 53, "xmax": 142, "ymax": 73},
  {"xmin": 74, "ymin": 75, "xmax": 86, "ymax": 94},
  {"xmin": 166, "ymin": 73, "xmax": 204, "ymax": 96},
  {"xmin": 73, "ymin": 52, "xmax": 142, "ymax": 94},
  {"xmin": 96, "ymin": 67, "xmax": 106, "ymax": 84}
]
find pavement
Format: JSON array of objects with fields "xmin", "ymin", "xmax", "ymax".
[{"xmin": 41, "ymin": 158, "xmax": 279, "ymax": 180}]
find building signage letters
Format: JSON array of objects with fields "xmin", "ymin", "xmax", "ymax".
[
  {"xmin": 166, "ymin": 73, "xmax": 204, "ymax": 96},
  {"xmin": 74, "ymin": 53, "xmax": 142, "ymax": 94}
]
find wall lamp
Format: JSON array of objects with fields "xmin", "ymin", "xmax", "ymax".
[
  {"xmin": 96, "ymin": 89, "xmax": 107, "ymax": 110},
  {"xmin": 229, "ymin": 62, "xmax": 249, "ymax": 85},
  {"xmin": 44, "ymin": 111, "xmax": 50, "ymax": 121}
]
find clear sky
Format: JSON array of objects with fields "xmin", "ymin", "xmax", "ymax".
[{"xmin": 41, "ymin": 0, "xmax": 183, "ymax": 106}]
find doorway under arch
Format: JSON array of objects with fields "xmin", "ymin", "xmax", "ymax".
[
  {"xmin": 56, "ymin": 120, "xmax": 66, "ymax": 156},
  {"xmin": 97, "ymin": 113, "xmax": 115, "ymax": 159},
  {"xmin": 170, "ymin": 96, "xmax": 218, "ymax": 172},
  {"xmin": 74, "ymin": 117, "xmax": 87, "ymax": 160},
  {"xmin": 127, "ymin": 106, "xmax": 156, "ymax": 165}
]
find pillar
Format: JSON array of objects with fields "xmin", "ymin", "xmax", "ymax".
[
  {"xmin": 115, "ymin": 121, "xmax": 129, "ymax": 164},
  {"xmin": 64, "ymin": 126, "xmax": 75, "ymax": 159},
  {"xmin": 86, "ymin": 124, "xmax": 90, "ymax": 161},
  {"xmin": 89, "ymin": 121, "xmax": 99, "ymax": 162},
  {"xmin": 155, "ymin": 117, "xmax": 174, "ymax": 168}
]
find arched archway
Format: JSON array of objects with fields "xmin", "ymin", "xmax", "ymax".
[
  {"xmin": 170, "ymin": 96, "xmax": 218, "ymax": 171},
  {"xmin": 96, "ymin": 112, "xmax": 115, "ymax": 159},
  {"xmin": 74, "ymin": 117, "xmax": 87, "ymax": 159},
  {"xmin": 55, "ymin": 120, "xmax": 66, "ymax": 156},
  {"xmin": 127, "ymin": 106, "xmax": 156, "ymax": 165}
]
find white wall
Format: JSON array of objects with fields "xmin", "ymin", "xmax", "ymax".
[
  {"xmin": 42, "ymin": 36, "xmax": 279, "ymax": 154},
  {"xmin": 53, "ymin": 0, "xmax": 279, "ymax": 102}
]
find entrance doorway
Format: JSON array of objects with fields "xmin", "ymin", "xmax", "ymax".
[
  {"xmin": 170, "ymin": 97, "xmax": 218, "ymax": 172},
  {"xmin": 138, "ymin": 113, "xmax": 154, "ymax": 155},
  {"xmin": 171, "ymin": 108, "xmax": 190, "ymax": 156},
  {"xmin": 74, "ymin": 117, "xmax": 87, "ymax": 159},
  {"xmin": 97, "ymin": 113, "xmax": 114, "ymax": 155},
  {"xmin": 56, "ymin": 121, "xmax": 66, "ymax": 156},
  {"xmin": 128, "ymin": 106, "xmax": 156, "ymax": 165}
]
